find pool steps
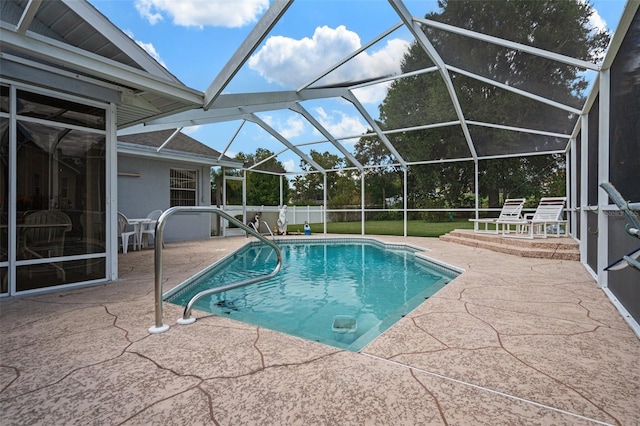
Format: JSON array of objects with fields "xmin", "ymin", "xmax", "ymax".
[{"xmin": 440, "ymin": 229, "xmax": 580, "ymax": 261}]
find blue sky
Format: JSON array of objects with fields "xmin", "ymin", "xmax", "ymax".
[{"xmin": 90, "ymin": 0, "xmax": 628, "ymax": 173}]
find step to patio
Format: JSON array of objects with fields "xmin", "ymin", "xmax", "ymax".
[{"xmin": 439, "ymin": 229, "xmax": 580, "ymax": 261}]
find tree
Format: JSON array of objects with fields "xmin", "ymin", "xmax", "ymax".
[
  {"xmin": 235, "ymin": 148, "xmax": 289, "ymax": 205},
  {"xmin": 354, "ymin": 133, "xmax": 401, "ymax": 208},
  {"xmin": 291, "ymin": 150, "xmax": 359, "ymax": 207},
  {"xmin": 210, "ymin": 167, "xmax": 242, "ymax": 205},
  {"xmin": 376, "ymin": 0, "xmax": 609, "ymax": 207}
]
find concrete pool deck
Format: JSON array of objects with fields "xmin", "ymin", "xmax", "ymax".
[{"xmin": 1, "ymin": 234, "xmax": 639, "ymax": 425}]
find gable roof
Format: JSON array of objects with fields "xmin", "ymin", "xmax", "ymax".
[
  {"xmin": 118, "ymin": 130, "xmax": 242, "ymax": 168},
  {"xmin": 0, "ymin": 0, "xmax": 202, "ymax": 129}
]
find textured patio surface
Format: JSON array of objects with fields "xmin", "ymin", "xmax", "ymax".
[{"xmin": 1, "ymin": 234, "xmax": 639, "ymax": 425}]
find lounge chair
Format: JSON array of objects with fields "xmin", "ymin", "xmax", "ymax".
[
  {"xmin": 469, "ymin": 198, "xmax": 526, "ymax": 233},
  {"xmin": 498, "ymin": 197, "xmax": 567, "ymax": 239}
]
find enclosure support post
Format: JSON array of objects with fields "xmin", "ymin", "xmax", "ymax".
[
  {"xmin": 242, "ymin": 170, "xmax": 247, "ymax": 234},
  {"xmin": 403, "ymin": 167, "xmax": 408, "ymax": 237},
  {"xmin": 324, "ymin": 174, "xmax": 328, "ymax": 235},
  {"xmin": 569, "ymin": 139, "xmax": 577, "ymax": 238},
  {"xmin": 579, "ymin": 115, "xmax": 589, "ymax": 266},
  {"xmin": 597, "ymin": 69, "xmax": 610, "ymax": 289},
  {"xmin": 474, "ymin": 160, "xmax": 479, "ymax": 221},
  {"xmin": 361, "ymin": 173, "xmax": 365, "ymax": 236}
]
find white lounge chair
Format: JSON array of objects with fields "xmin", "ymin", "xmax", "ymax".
[
  {"xmin": 498, "ymin": 197, "xmax": 567, "ymax": 239},
  {"xmin": 469, "ymin": 198, "xmax": 526, "ymax": 233}
]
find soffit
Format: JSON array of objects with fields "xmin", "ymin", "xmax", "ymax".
[{"xmin": 0, "ymin": 0, "xmax": 202, "ymax": 129}]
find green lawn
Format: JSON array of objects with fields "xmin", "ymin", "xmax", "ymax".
[{"xmin": 305, "ymin": 220, "xmax": 474, "ymax": 238}]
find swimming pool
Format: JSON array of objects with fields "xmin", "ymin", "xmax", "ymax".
[{"xmin": 166, "ymin": 239, "xmax": 459, "ymax": 351}]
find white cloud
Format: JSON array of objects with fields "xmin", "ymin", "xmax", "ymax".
[
  {"xmin": 263, "ymin": 115, "xmax": 307, "ymax": 139},
  {"xmin": 223, "ymin": 149, "xmax": 237, "ymax": 159},
  {"xmin": 589, "ymin": 9, "xmax": 608, "ymax": 32},
  {"xmin": 314, "ymin": 107, "xmax": 367, "ymax": 139},
  {"xmin": 134, "ymin": 0, "xmax": 268, "ymax": 28},
  {"xmin": 351, "ymin": 81, "xmax": 392, "ymax": 104},
  {"xmin": 137, "ymin": 40, "xmax": 167, "ymax": 68},
  {"xmin": 134, "ymin": 0, "xmax": 163, "ymax": 25},
  {"xmin": 580, "ymin": 0, "xmax": 609, "ymax": 33},
  {"xmin": 124, "ymin": 29, "xmax": 167, "ymax": 67},
  {"xmin": 182, "ymin": 125, "xmax": 201, "ymax": 135},
  {"xmin": 282, "ymin": 159, "xmax": 296, "ymax": 172},
  {"xmin": 248, "ymin": 26, "xmax": 409, "ymax": 103}
]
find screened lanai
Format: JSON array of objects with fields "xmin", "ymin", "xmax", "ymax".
[
  {"xmin": 119, "ymin": 0, "xmax": 604, "ymax": 230},
  {"xmin": 1, "ymin": 0, "xmax": 639, "ymax": 328},
  {"xmin": 117, "ymin": 0, "xmax": 640, "ymax": 330}
]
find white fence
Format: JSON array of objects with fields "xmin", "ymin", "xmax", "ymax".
[{"xmin": 213, "ymin": 205, "xmax": 325, "ymax": 235}]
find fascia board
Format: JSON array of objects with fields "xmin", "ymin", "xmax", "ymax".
[
  {"xmin": 0, "ymin": 56, "xmax": 122, "ymax": 103},
  {"xmin": 16, "ymin": 0, "xmax": 41, "ymax": 34},
  {"xmin": 1, "ymin": 25, "xmax": 203, "ymax": 105},
  {"xmin": 118, "ymin": 142, "xmax": 242, "ymax": 168}
]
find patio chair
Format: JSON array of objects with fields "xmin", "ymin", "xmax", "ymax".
[
  {"xmin": 469, "ymin": 198, "xmax": 526, "ymax": 233},
  {"xmin": 117, "ymin": 212, "xmax": 138, "ymax": 253},
  {"xmin": 140, "ymin": 209, "xmax": 163, "ymax": 248},
  {"xmin": 498, "ymin": 197, "xmax": 567, "ymax": 239},
  {"xmin": 21, "ymin": 210, "xmax": 72, "ymax": 280}
]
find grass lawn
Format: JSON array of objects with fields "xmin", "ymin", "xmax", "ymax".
[{"xmin": 306, "ymin": 220, "xmax": 474, "ymax": 238}]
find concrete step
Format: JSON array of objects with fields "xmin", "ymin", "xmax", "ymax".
[
  {"xmin": 447, "ymin": 229, "xmax": 578, "ymax": 250},
  {"xmin": 440, "ymin": 230, "xmax": 579, "ymax": 261}
]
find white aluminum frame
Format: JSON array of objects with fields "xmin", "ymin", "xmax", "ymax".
[{"xmin": 0, "ymin": 79, "xmax": 113, "ymax": 296}]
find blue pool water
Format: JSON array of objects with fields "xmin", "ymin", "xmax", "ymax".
[{"xmin": 166, "ymin": 240, "xmax": 458, "ymax": 351}]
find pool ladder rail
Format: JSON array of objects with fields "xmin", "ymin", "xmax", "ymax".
[
  {"xmin": 149, "ymin": 206, "xmax": 282, "ymax": 334},
  {"xmin": 262, "ymin": 221, "xmax": 275, "ymax": 237},
  {"xmin": 600, "ymin": 181, "xmax": 640, "ymax": 272}
]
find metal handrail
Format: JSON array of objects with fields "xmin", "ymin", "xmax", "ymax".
[
  {"xmin": 149, "ymin": 206, "xmax": 282, "ymax": 334},
  {"xmin": 600, "ymin": 181, "xmax": 640, "ymax": 237},
  {"xmin": 600, "ymin": 182, "xmax": 640, "ymax": 272},
  {"xmin": 262, "ymin": 221, "xmax": 275, "ymax": 237}
]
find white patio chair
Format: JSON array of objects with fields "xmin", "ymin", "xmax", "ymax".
[
  {"xmin": 22, "ymin": 210, "xmax": 72, "ymax": 280},
  {"xmin": 140, "ymin": 209, "xmax": 162, "ymax": 248},
  {"xmin": 498, "ymin": 197, "xmax": 567, "ymax": 239},
  {"xmin": 469, "ymin": 198, "xmax": 526, "ymax": 233},
  {"xmin": 117, "ymin": 212, "xmax": 138, "ymax": 253}
]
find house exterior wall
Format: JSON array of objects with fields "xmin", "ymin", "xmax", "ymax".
[{"xmin": 118, "ymin": 155, "xmax": 212, "ymax": 242}]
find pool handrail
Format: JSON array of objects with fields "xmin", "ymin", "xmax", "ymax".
[
  {"xmin": 600, "ymin": 181, "xmax": 640, "ymax": 235},
  {"xmin": 262, "ymin": 221, "xmax": 275, "ymax": 237},
  {"xmin": 150, "ymin": 206, "xmax": 282, "ymax": 334}
]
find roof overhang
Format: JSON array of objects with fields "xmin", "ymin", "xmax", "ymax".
[
  {"xmin": 0, "ymin": 0, "xmax": 203, "ymax": 130},
  {"xmin": 117, "ymin": 141, "xmax": 242, "ymax": 168}
]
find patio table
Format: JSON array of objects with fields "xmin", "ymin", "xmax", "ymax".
[{"xmin": 126, "ymin": 218, "xmax": 153, "ymax": 251}]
